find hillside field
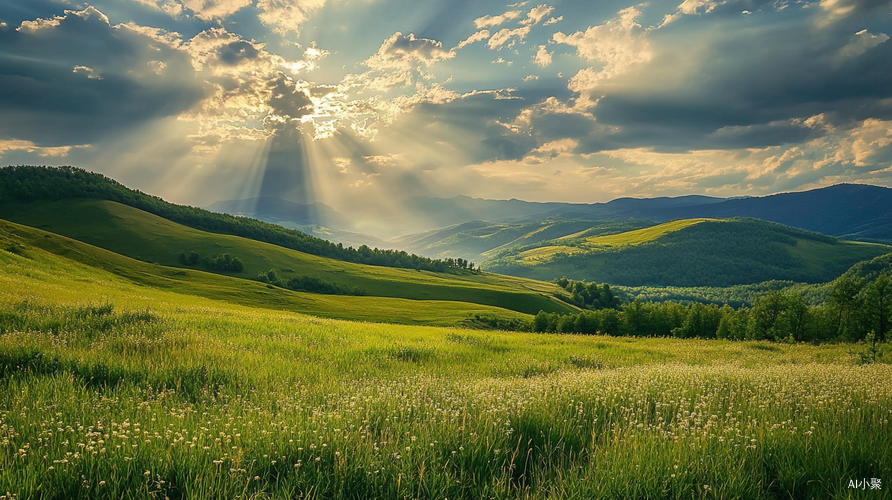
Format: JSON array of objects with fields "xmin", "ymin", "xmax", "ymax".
[
  {"xmin": 1, "ymin": 229, "xmax": 891, "ymax": 499},
  {"xmin": 0, "ymin": 199, "xmax": 575, "ymax": 316}
]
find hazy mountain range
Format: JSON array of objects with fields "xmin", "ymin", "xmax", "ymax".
[{"xmin": 209, "ymin": 184, "xmax": 892, "ymax": 254}]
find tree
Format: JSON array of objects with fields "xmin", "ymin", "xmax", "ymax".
[
  {"xmin": 829, "ymin": 277, "xmax": 865, "ymax": 340},
  {"xmin": 862, "ymin": 274, "xmax": 892, "ymax": 342},
  {"xmin": 533, "ymin": 311, "xmax": 550, "ymax": 333},
  {"xmin": 600, "ymin": 309, "xmax": 621, "ymax": 336},
  {"xmin": 748, "ymin": 291, "xmax": 787, "ymax": 340}
]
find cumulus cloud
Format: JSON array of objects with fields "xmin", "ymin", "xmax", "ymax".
[
  {"xmin": 364, "ymin": 32, "xmax": 454, "ymax": 73},
  {"xmin": 474, "ymin": 10, "xmax": 522, "ymax": 29},
  {"xmin": 488, "ymin": 26, "xmax": 531, "ymax": 49},
  {"xmin": 257, "ymin": 0, "xmax": 327, "ymax": 35},
  {"xmin": 553, "ymin": 7, "xmax": 652, "ymax": 107},
  {"xmin": 520, "ymin": 4, "xmax": 555, "ymax": 26},
  {"xmin": 181, "ymin": 27, "xmax": 327, "ymax": 150},
  {"xmin": 455, "ymin": 30, "xmax": 490, "ymax": 49},
  {"xmin": 133, "ymin": 0, "xmax": 325, "ymax": 35},
  {"xmin": 533, "ymin": 45, "xmax": 552, "ymax": 67}
]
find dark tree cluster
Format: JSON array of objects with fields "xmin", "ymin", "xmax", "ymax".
[
  {"xmin": 0, "ymin": 166, "xmax": 468, "ymax": 273},
  {"xmin": 257, "ymin": 269, "xmax": 365, "ymax": 296},
  {"xmin": 534, "ymin": 274, "xmax": 892, "ymax": 344},
  {"xmin": 554, "ymin": 277, "xmax": 622, "ymax": 310},
  {"xmin": 442, "ymin": 257, "xmax": 476, "ymax": 272},
  {"xmin": 179, "ymin": 251, "xmax": 245, "ymax": 272}
]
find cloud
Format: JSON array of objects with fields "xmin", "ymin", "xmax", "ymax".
[
  {"xmin": 819, "ymin": 0, "xmax": 892, "ymax": 23},
  {"xmin": 543, "ymin": 16, "xmax": 563, "ymax": 26},
  {"xmin": 0, "ymin": 139, "xmax": 88, "ymax": 159},
  {"xmin": 364, "ymin": 32, "xmax": 454, "ymax": 72},
  {"xmin": 0, "ymin": 6, "xmax": 202, "ymax": 147},
  {"xmin": 488, "ymin": 26, "xmax": 531, "ymax": 49},
  {"xmin": 533, "ymin": 45, "xmax": 552, "ymax": 67},
  {"xmin": 181, "ymin": 0, "xmax": 251, "ymax": 20},
  {"xmin": 257, "ymin": 0, "xmax": 327, "ymax": 35},
  {"xmin": 836, "ymin": 29, "xmax": 889, "ymax": 60},
  {"xmin": 553, "ymin": 7, "xmax": 652, "ymax": 107},
  {"xmin": 181, "ymin": 27, "xmax": 326, "ymax": 150},
  {"xmin": 520, "ymin": 4, "xmax": 554, "ymax": 26},
  {"xmin": 72, "ymin": 65, "xmax": 101, "ymax": 79},
  {"xmin": 474, "ymin": 10, "xmax": 522, "ymax": 29},
  {"xmin": 340, "ymin": 32, "xmax": 456, "ymax": 95},
  {"xmin": 455, "ymin": 29, "xmax": 490, "ymax": 49}
]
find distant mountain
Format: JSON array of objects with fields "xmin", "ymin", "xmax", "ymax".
[
  {"xmin": 208, "ymin": 196, "xmax": 349, "ymax": 229},
  {"xmin": 626, "ymin": 184, "xmax": 892, "ymax": 244},
  {"xmin": 397, "ymin": 184, "xmax": 892, "ymax": 257},
  {"xmin": 536, "ymin": 195, "xmax": 726, "ymax": 220},
  {"xmin": 397, "ymin": 194, "xmax": 726, "ymax": 233},
  {"xmin": 483, "ymin": 218, "xmax": 892, "ymax": 287}
]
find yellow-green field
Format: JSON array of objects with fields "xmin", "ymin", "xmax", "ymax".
[
  {"xmin": 584, "ymin": 218, "xmax": 717, "ymax": 247},
  {"xmin": 1, "ymin": 225, "xmax": 891, "ymax": 499},
  {"xmin": 516, "ymin": 245, "xmax": 586, "ymax": 262}
]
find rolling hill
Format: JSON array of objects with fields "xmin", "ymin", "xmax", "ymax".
[
  {"xmin": 0, "ymin": 198, "xmax": 576, "ymax": 316},
  {"xmin": 394, "ymin": 218, "xmax": 655, "ymax": 263},
  {"xmin": 390, "ymin": 185, "xmax": 892, "ymax": 260},
  {"xmin": 0, "ymin": 219, "xmax": 539, "ymax": 327},
  {"xmin": 484, "ymin": 218, "xmax": 892, "ymax": 286}
]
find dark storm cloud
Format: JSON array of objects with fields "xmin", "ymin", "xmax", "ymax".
[
  {"xmin": 559, "ymin": 5, "xmax": 892, "ymax": 153},
  {"xmin": 0, "ymin": 8, "xmax": 204, "ymax": 147},
  {"xmin": 217, "ymin": 40, "xmax": 261, "ymax": 66}
]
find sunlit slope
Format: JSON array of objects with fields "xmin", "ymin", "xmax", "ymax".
[
  {"xmin": 0, "ymin": 219, "xmax": 540, "ymax": 326},
  {"xmin": 397, "ymin": 219, "xmax": 655, "ymax": 262},
  {"xmin": 0, "ymin": 200, "xmax": 576, "ymax": 315},
  {"xmin": 584, "ymin": 218, "xmax": 716, "ymax": 246},
  {"xmin": 485, "ymin": 218, "xmax": 892, "ymax": 286}
]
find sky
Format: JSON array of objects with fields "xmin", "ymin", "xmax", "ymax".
[{"xmin": 1, "ymin": 0, "xmax": 891, "ymax": 218}]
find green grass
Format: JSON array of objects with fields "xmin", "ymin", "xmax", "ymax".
[
  {"xmin": 0, "ymin": 200, "xmax": 576, "ymax": 316},
  {"xmin": 0, "ymin": 220, "xmax": 540, "ymax": 328},
  {"xmin": 1, "ymin": 231, "xmax": 892, "ymax": 499},
  {"xmin": 585, "ymin": 218, "xmax": 717, "ymax": 246},
  {"xmin": 517, "ymin": 245, "xmax": 585, "ymax": 261}
]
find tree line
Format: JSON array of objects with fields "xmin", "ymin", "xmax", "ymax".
[
  {"xmin": 257, "ymin": 269, "xmax": 366, "ymax": 296},
  {"xmin": 534, "ymin": 275, "xmax": 892, "ymax": 343},
  {"xmin": 179, "ymin": 251, "xmax": 245, "ymax": 272},
  {"xmin": 0, "ymin": 166, "xmax": 472, "ymax": 273}
]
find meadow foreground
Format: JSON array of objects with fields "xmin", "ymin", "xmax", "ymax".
[{"xmin": 1, "ymin": 242, "xmax": 890, "ymax": 499}]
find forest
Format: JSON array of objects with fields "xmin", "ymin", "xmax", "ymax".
[
  {"xmin": 0, "ymin": 166, "xmax": 469, "ymax": 273},
  {"xmin": 535, "ymin": 274, "xmax": 891, "ymax": 346},
  {"xmin": 486, "ymin": 219, "xmax": 862, "ymax": 286}
]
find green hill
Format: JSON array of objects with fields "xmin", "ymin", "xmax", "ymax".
[
  {"xmin": 484, "ymin": 218, "xmax": 892, "ymax": 287},
  {"xmin": 0, "ymin": 166, "xmax": 459, "ymax": 272},
  {"xmin": 0, "ymin": 199, "xmax": 575, "ymax": 316},
  {"xmin": 396, "ymin": 218, "xmax": 654, "ymax": 262},
  {"xmin": 0, "ymin": 218, "xmax": 553, "ymax": 326}
]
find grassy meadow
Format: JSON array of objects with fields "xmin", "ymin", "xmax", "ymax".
[{"xmin": 1, "ymin": 228, "xmax": 891, "ymax": 498}]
